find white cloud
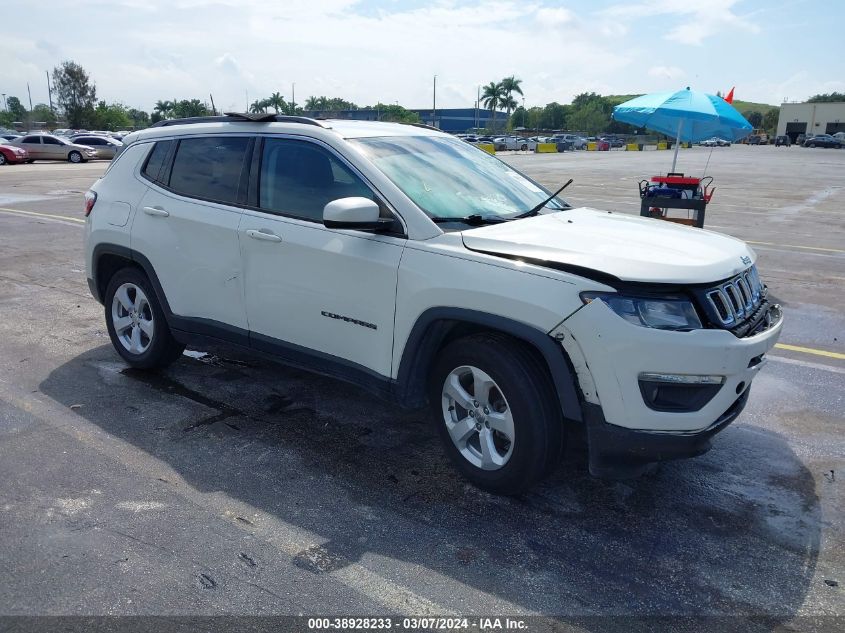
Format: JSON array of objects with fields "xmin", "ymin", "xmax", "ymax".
[
  {"xmin": 648, "ymin": 65, "xmax": 685, "ymax": 80},
  {"xmin": 535, "ymin": 7, "xmax": 576, "ymax": 26},
  {"xmin": 602, "ymin": 0, "xmax": 759, "ymax": 45}
]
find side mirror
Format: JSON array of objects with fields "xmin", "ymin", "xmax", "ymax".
[{"xmin": 323, "ymin": 197, "xmax": 392, "ymax": 230}]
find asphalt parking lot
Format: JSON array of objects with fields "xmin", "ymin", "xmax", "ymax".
[{"xmin": 0, "ymin": 145, "xmax": 842, "ymax": 629}]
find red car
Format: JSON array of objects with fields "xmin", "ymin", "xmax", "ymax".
[{"xmin": 0, "ymin": 143, "xmax": 28, "ymax": 165}]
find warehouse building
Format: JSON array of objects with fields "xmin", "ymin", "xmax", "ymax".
[
  {"xmin": 777, "ymin": 101, "xmax": 845, "ymax": 142},
  {"xmin": 301, "ymin": 107, "xmax": 507, "ymax": 133}
]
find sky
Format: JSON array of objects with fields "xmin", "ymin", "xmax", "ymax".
[{"xmin": 3, "ymin": 0, "xmax": 844, "ymax": 114}]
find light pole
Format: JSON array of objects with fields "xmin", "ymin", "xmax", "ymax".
[
  {"xmin": 1, "ymin": 94, "xmax": 6, "ymax": 112},
  {"xmin": 46, "ymin": 70, "xmax": 54, "ymax": 114},
  {"xmin": 291, "ymin": 82, "xmax": 295, "ymax": 112},
  {"xmin": 432, "ymin": 75, "xmax": 436, "ymax": 127},
  {"xmin": 522, "ymin": 97, "xmax": 525, "ymax": 128}
]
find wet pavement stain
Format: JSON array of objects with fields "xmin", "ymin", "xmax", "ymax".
[{"xmin": 293, "ymin": 544, "xmax": 350, "ymax": 574}]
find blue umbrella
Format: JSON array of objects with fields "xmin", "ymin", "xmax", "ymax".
[{"xmin": 612, "ymin": 87, "xmax": 753, "ymax": 171}]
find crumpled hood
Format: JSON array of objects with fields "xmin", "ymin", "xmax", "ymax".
[{"xmin": 461, "ymin": 207, "xmax": 755, "ymax": 284}]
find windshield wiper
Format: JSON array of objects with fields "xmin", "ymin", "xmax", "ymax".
[
  {"xmin": 429, "ymin": 214, "xmax": 511, "ymax": 226},
  {"xmin": 514, "ymin": 178, "xmax": 573, "ymax": 218}
]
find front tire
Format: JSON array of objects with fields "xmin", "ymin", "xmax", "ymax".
[
  {"xmin": 429, "ymin": 333, "xmax": 563, "ymax": 495},
  {"xmin": 68, "ymin": 151, "xmax": 83, "ymax": 163},
  {"xmin": 104, "ymin": 267, "xmax": 184, "ymax": 369},
  {"xmin": 0, "ymin": 154, "xmax": 6, "ymax": 165}
]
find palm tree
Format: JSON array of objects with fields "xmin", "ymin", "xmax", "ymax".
[
  {"xmin": 153, "ymin": 99, "xmax": 173, "ymax": 120},
  {"xmin": 267, "ymin": 92, "xmax": 286, "ymax": 114},
  {"xmin": 500, "ymin": 76, "xmax": 523, "ymax": 120},
  {"xmin": 249, "ymin": 99, "xmax": 267, "ymax": 114},
  {"xmin": 305, "ymin": 96, "xmax": 319, "ymax": 110},
  {"xmin": 481, "ymin": 81, "xmax": 504, "ymax": 130}
]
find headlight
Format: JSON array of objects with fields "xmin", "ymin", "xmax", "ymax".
[{"xmin": 581, "ymin": 292, "xmax": 702, "ymax": 331}]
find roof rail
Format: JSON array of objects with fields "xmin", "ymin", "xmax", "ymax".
[
  {"xmin": 150, "ymin": 112, "xmax": 329, "ymax": 128},
  {"xmin": 401, "ymin": 121, "xmax": 442, "ymax": 132}
]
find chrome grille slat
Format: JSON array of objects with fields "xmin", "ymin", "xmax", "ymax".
[{"xmin": 704, "ymin": 266, "xmax": 766, "ymax": 327}]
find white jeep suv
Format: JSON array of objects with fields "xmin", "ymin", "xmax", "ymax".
[{"xmin": 84, "ymin": 113, "xmax": 783, "ymax": 494}]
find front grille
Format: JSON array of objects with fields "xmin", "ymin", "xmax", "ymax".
[{"xmin": 701, "ymin": 266, "xmax": 766, "ymax": 328}]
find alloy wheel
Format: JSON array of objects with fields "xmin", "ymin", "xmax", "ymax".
[
  {"xmin": 111, "ymin": 282, "xmax": 154, "ymax": 354},
  {"xmin": 441, "ymin": 365, "xmax": 515, "ymax": 470}
]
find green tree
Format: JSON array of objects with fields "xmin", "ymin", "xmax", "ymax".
[
  {"xmin": 91, "ymin": 101, "xmax": 132, "ymax": 130},
  {"xmin": 266, "ymin": 92, "xmax": 286, "ymax": 113},
  {"xmin": 6, "ymin": 96, "xmax": 27, "ymax": 120},
  {"xmin": 249, "ymin": 99, "xmax": 267, "ymax": 114},
  {"xmin": 127, "ymin": 108, "xmax": 150, "ymax": 128},
  {"xmin": 539, "ymin": 102, "xmax": 568, "ymax": 130},
  {"xmin": 153, "ymin": 100, "xmax": 174, "ymax": 120},
  {"xmin": 31, "ymin": 103, "xmax": 57, "ymax": 125},
  {"xmin": 571, "ymin": 92, "xmax": 611, "ymax": 114},
  {"xmin": 761, "ymin": 109, "xmax": 779, "ymax": 134},
  {"xmin": 366, "ymin": 103, "xmax": 420, "ymax": 123},
  {"xmin": 172, "ymin": 99, "xmax": 209, "ymax": 118},
  {"xmin": 743, "ymin": 110, "xmax": 763, "ymax": 128},
  {"xmin": 500, "ymin": 75, "xmax": 523, "ymax": 120},
  {"xmin": 481, "ymin": 81, "xmax": 505, "ymax": 130},
  {"xmin": 807, "ymin": 92, "xmax": 845, "ymax": 103},
  {"xmin": 567, "ymin": 101, "xmax": 608, "ymax": 135},
  {"xmin": 52, "ymin": 60, "xmax": 97, "ymax": 128}
]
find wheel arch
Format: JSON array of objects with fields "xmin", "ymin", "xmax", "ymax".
[
  {"xmin": 394, "ymin": 307, "xmax": 582, "ymax": 422},
  {"xmin": 91, "ymin": 244, "xmax": 172, "ymax": 315}
]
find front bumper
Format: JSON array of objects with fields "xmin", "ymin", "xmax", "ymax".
[
  {"xmin": 552, "ymin": 298, "xmax": 782, "ymax": 478},
  {"xmin": 554, "ymin": 299, "xmax": 783, "ymax": 433},
  {"xmin": 583, "ymin": 389, "xmax": 749, "ymax": 478}
]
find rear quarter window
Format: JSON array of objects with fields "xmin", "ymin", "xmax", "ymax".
[{"xmin": 141, "ymin": 140, "xmax": 174, "ymax": 184}]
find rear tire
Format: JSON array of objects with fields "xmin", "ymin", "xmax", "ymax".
[
  {"xmin": 429, "ymin": 333, "xmax": 563, "ymax": 495},
  {"xmin": 104, "ymin": 267, "xmax": 184, "ymax": 369}
]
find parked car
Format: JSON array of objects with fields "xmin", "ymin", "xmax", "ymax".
[
  {"xmin": 795, "ymin": 133, "xmax": 806, "ymax": 145},
  {"xmin": 69, "ymin": 134, "xmax": 123, "ymax": 159},
  {"xmin": 86, "ymin": 114, "xmax": 783, "ymax": 494},
  {"xmin": 0, "ymin": 142, "xmax": 28, "ymax": 165},
  {"xmin": 493, "ymin": 136, "xmax": 531, "ymax": 151},
  {"xmin": 834, "ymin": 132, "xmax": 845, "ymax": 144},
  {"xmin": 0, "ymin": 133, "xmax": 22, "ymax": 142},
  {"xmin": 555, "ymin": 134, "xmax": 587, "ymax": 149},
  {"xmin": 803, "ymin": 134, "xmax": 842, "ymax": 148},
  {"xmin": 774, "ymin": 135, "xmax": 791, "ymax": 147},
  {"xmin": 9, "ymin": 134, "xmax": 99, "ymax": 162},
  {"xmin": 701, "ymin": 137, "xmax": 731, "ymax": 147},
  {"xmin": 747, "ymin": 135, "xmax": 761, "ymax": 145},
  {"xmin": 600, "ymin": 136, "xmax": 624, "ymax": 148}
]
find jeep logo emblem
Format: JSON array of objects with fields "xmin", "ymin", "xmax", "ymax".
[{"xmin": 740, "ymin": 255, "xmax": 752, "ymax": 266}]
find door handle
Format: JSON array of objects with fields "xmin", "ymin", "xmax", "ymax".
[
  {"xmin": 143, "ymin": 206, "xmax": 170, "ymax": 217},
  {"xmin": 246, "ymin": 229, "xmax": 283, "ymax": 242}
]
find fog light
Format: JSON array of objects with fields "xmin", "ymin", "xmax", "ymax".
[{"xmin": 638, "ymin": 373, "xmax": 725, "ymax": 412}]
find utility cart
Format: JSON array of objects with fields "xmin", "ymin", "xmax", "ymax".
[{"xmin": 638, "ymin": 173, "xmax": 715, "ymax": 228}]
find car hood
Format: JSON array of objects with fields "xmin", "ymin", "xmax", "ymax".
[{"xmin": 460, "ymin": 207, "xmax": 756, "ymax": 284}]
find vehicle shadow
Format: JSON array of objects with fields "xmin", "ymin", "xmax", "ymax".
[{"xmin": 39, "ymin": 345, "xmax": 821, "ymax": 626}]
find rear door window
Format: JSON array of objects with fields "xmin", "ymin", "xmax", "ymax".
[{"xmin": 168, "ymin": 137, "xmax": 250, "ymax": 205}]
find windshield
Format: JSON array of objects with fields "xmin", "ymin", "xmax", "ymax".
[{"xmin": 350, "ymin": 135, "xmax": 569, "ymax": 220}]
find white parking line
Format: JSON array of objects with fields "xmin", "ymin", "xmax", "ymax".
[{"xmin": 0, "ymin": 206, "xmax": 85, "ymax": 224}]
